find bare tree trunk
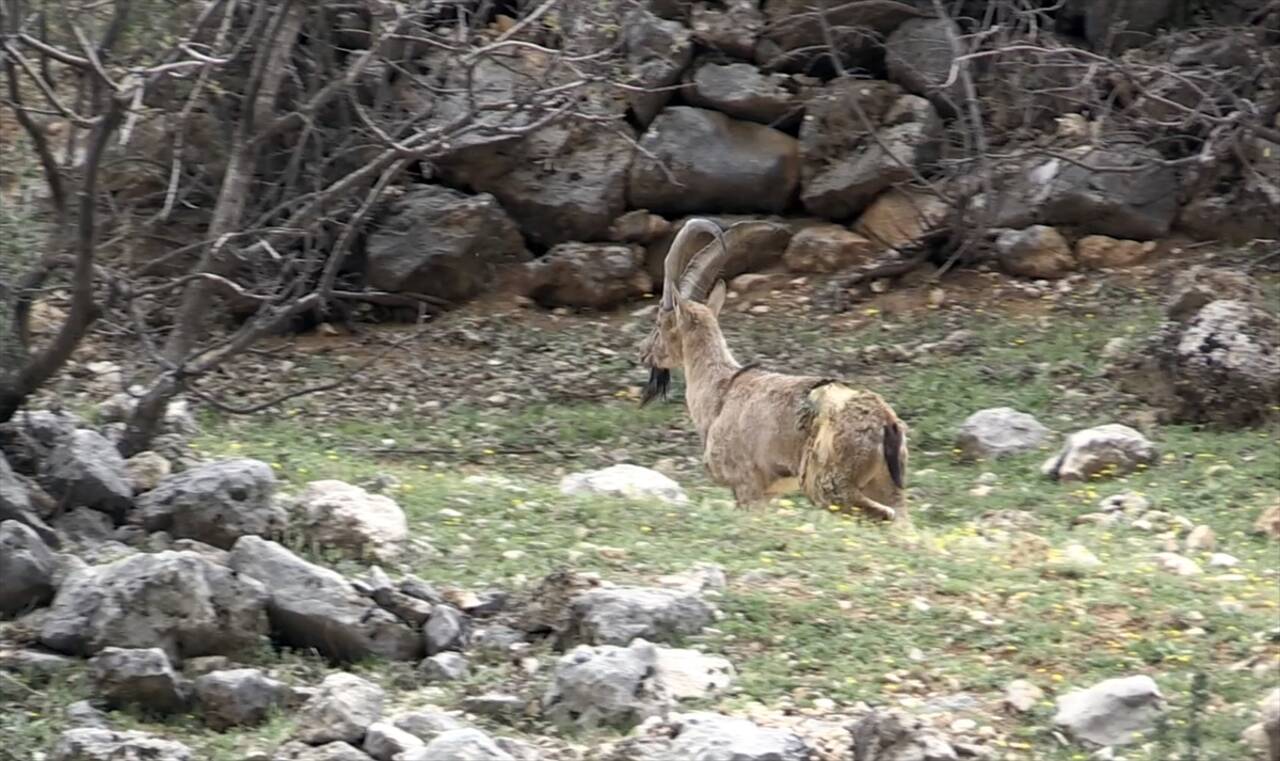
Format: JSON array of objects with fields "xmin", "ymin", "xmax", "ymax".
[{"xmin": 123, "ymin": 1, "xmax": 305, "ymax": 453}]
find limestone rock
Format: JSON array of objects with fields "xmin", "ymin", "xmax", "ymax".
[
  {"xmin": 995, "ymin": 225, "xmax": 1074, "ymax": 279},
  {"xmin": 1075, "ymin": 236, "xmax": 1154, "ymax": 269},
  {"xmin": 0, "ymin": 520, "xmax": 58, "ymax": 617},
  {"xmin": 1053, "ymin": 675, "xmax": 1165, "ymax": 746},
  {"xmin": 628, "ymin": 107, "xmax": 800, "ymax": 216},
  {"xmin": 50, "ymin": 728, "xmax": 194, "ymax": 761},
  {"xmin": 228, "ymin": 537, "xmax": 421, "ymax": 663},
  {"xmin": 365, "ymin": 185, "xmax": 529, "ymax": 303},
  {"xmin": 1042, "ymin": 424, "xmax": 1157, "ymax": 482},
  {"xmin": 782, "ymin": 225, "xmax": 876, "ymax": 273},
  {"xmin": 89, "ymin": 647, "xmax": 189, "ymax": 714},
  {"xmin": 561, "ymin": 585, "xmax": 713, "ymax": 647},
  {"xmin": 295, "ymin": 480, "xmax": 408, "ymax": 562},
  {"xmin": 800, "ymin": 80, "xmax": 941, "ymax": 219},
  {"xmin": 955, "ymin": 408, "xmax": 1051, "ymax": 459},
  {"xmin": 44, "ymin": 430, "xmax": 132, "ymax": 521},
  {"xmin": 136, "ymin": 459, "xmax": 284, "ymax": 549},
  {"xmin": 559, "ymin": 464, "xmax": 687, "ymax": 504},
  {"xmin": 294, "ymin": 672, "xmax": 385, "ymax": 746},
  {"xmin": 40, "ymin": 550, "xmax": 269, "ymax": 661},
  {"xmin": 193, "ymin": 668, "xmax": 291, "ymax": 730}
]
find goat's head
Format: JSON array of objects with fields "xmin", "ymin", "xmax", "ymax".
[{"xmin": 639, "ymin": 218, "xmax": 733, "ymax": 405}]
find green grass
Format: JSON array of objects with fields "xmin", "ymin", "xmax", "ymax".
[{"xmin": 4, "ymin": 276, "xmax": 1278, "ymax": 760}]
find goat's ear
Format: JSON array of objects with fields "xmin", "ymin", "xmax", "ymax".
[{"xmin": 707, "ymin": 280, "xmax": 727, "ymax": 316}]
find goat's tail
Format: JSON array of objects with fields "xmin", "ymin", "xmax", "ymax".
[{"xmin": 883, "ymin": 423, "xmax": 905, "ymax": 489}]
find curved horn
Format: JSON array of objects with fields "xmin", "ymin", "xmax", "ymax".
[
  {"xmin": 679, "ymin": 221, "xmax": 789, "ymax": 302},
  {"xmin": 661, "ymin": 218, "xmax": 724, "ymax": 310}
]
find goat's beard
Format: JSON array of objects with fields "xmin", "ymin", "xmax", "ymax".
[{"xmin": 640, "ymin": 367, "xmax": 671, "ymax": 406}]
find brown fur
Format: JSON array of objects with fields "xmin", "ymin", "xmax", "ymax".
[{"xmin": 651, "ymin": 286, "xmax": 909, "ymax": 523}]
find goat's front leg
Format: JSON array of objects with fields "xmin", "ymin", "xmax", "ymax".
[{"xmin": 844, "ymin": 486, "xmax": 898, "ymax": 522}]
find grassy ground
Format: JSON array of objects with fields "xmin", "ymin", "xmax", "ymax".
[{"xmin": 3, "ymin": 267, "xmax": 1278, "ymax": 761}]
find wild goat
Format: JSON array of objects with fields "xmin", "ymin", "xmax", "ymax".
[{"xmin": 638, "ymin": 218, "xmax": 909, "ymax": 522}]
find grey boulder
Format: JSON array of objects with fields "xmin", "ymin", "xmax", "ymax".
[
  {"xmin": 365, "ymin": 185, "xmax": 529, "ymax": 303},
  {"xmin": 136, "ymin": 459, "xmax": 285, "ymax": 549},
  {"xmin": 649, "ymin": 712, "xmax": 811, "ymax": 761},
  {"xmin": 294, "ymin": 672, "xmax": 386, "ymax": 746},
  {"xmin": 628, "ymin": 107, "xmax": 800, "ymax": 216},
  {"xmin": 194, "ymin": 668, "xmax": 291, "ymax": 730},
  {"xmin": 44, "ymin": 430, "xmax": 133, "ymax": 521},
  {"xmin": 1053, "ymin": 675, "xmax": 1165, "ymax": 746},
  {"xmin": 562, "ymin": 585, "xmax": 714, "ymax": 647},
  {"xmin": 0, "ymin": 519, "xmax": 58, "ymax": 617},
  {"xmin": 363, "ymin": 721, "xmax": 425, "ymax": 761},
  {"xmin": 50, "ymin": 728, "xmax": 194, "ymax": 761},
  {"xmin": 228, "ymin": 537, "xmax": 423, "ymax": 663},
  {"xmin": 0, "ymin": 452, "xmax": 60, "ymax": 548},
  {"xmin": 89, "ymin": 647, "xmax": 190, "ymax": 714},
  {"xmin": 40, "ymin": 550, "xmax": 269, "ymax": 661},
  {"xmin": 400, "ymin": 728, "xmax": 514, "ymax": 761},
  {"xmin": 955, "ymin": 408, "xmax": 1051, "ymax": 459}
]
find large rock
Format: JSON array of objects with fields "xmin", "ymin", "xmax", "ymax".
[
  {"xmin": 683, "ymin": 61, "xmax": 807, "ymax": 126},
  {"xmin": 559, "ymin": 464, "xmax": 688, "ymax": 504},
  {"xmin": 193, "ymin": 668, "xmax": 291, "ymax": 730},
  {"xmin": 363, "ymin": 721, "xmax": 425, "ymax": 761},
  {"xmin": 44, "ymin": 430, "xmax": 132, "ymax": 521},
  {"xmin": 518, "ymin": 243, "xmax": 652, "ymax": 309},
  {"xmin": 136, "ymin": 459, "xmax": 284, "ymax": 549},
  {"xmin": 391, "ymin": 709, "xmax": 469, "ymax": 743},
  {"xmin": 227, "ymin": 537, "xmax": 422, "ymax": 663},
  {"xmin": 440, "ymin": 121, "xmax": 635, "ymax": 248},
  {"xmin": 50, "ymin": 728, "xmax": 194, "ymax": 761},
  {"xmin": 955, "ymin": 408, "xmax": 1051, "ymax": 459},
  {"xmin": 89, "ymin": 647, "xmax": 190, "ymax": 714},
  {"xmin": 623, "ymin": 8, "xmax": 694, "ymax": 126},
  {"xmin": 885, "ymin": 18, "xmax": 963, "ymax": 112},
  {"xmin": 782, "ymin": 225, "xmax": 876, "ymax": 273},
  {"xmin": 987, "ymin": 144, "xmax": 1178, "ymax": 239},
  {"xmin": 1053, "ymin": 675, "xmax": 1165, "ymax": 746},
  {"xmin": 543, "ymin": 640, "xmax": 673, "ymax": 729},
  {"xmin": 690, "ymin": 0, "xmax": 764, "ymax": 60},
  {"xmin": 800, "ymin": 80, "xmax": 941, "ymax": 219},
  {"xmin": 627, "ymin": 711, "xmax": 811, "ymax": 761},
  {"xmin": 1165, "ymin": 266, "xmax": 1266, "ymax": 322},
  {"xmin": 854, "ymin": 188, "xmax": 949, "ymax": 249},
  {"xmin": 295, "ymin": 480, "xmax": 408, "ymax": 563},
  {"xmin": 0, "ymin": 520, "xmax": 57, "ymax": 617},
  {"xmin": 1042, "ymin": 424, "xmax": 1158, "ymax": 482},
  {"xmin": 400, "ymin": 729, "xmax": 514, "ymax": 761},
  {"xmin": 40, "ymin": 550, "xmax": 269, "ymax": 661},
  {"xmin": 1075, "ymin": 236, "xmax": 1154, "ymax": 270},
  {"xmin": 561, "ymin": 585, "xmax": 714, "ymax": 647},
  {"xmin": 274, "ymin": 741, "xmax": 373, "ymax": 761},
  {"xmin": 0, "ymin": 452, "xmax": 59, "ymax": 548},
  {"xmin": 759, "ymin": 0, "xmax": 930, "ymax": 73},
  {"xmin": 628, "ymin": 107, "xmax": 800, "ymax": 215},
  {"xmin": 365, "ymin": 186, "xmax": 529, "ymax": 303},
  {"xmin": 1113, "ymin": 300, "xmax": 1279, "ymax": 427},
  {"xmin": 995, "ymin": 225, "xmax": 1075, "ymax": 279},
  {"xmin": 295, "ymin": 672, "xmax": 386, "ymax": 746},
  {"xmin": 424, "ymin": 605, "xmax": 471, "ymax": 656}
]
